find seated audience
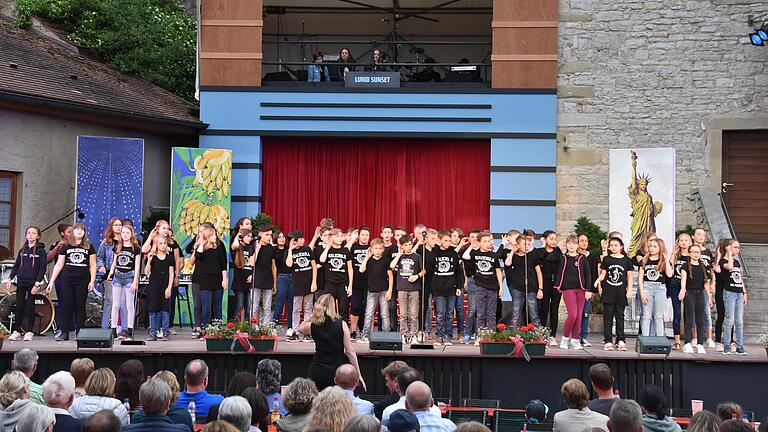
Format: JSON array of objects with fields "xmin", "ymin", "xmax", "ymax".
[
  {"xmin": 176, "ymin": 360, "xmax": 224, "ymax": 420},
  {"xmin": 218, "ymin": 396, "xmax": 252, "ymax": 432},
  {"xmin": 307, "ymin": 52, "xmax": 331, "ymax": 82},
  {"xmin": 276, "ymin": 378, "xmax": 317, "ymax": 432},
  {"xmin": 719, "ymin": 419, "xmax": 753, "ymax": 432},
  {"xmin": 207, "ymin": 371, "xmax": 259, "ymax": 421},
  {"xmin": 637, "ymin": 385, "xmax": 681, "ymax": 432},
  {"xmin": 0, "ymin": 371, "xmax": 35, "ymax": 431},
  {"xmin": 304, "ymin": 386, "xmax": 356, "ymax": 432},
  {"xmin": 83, "ymin": 410, "xmax": 122, "ymax": 432},
  {"xmin": 12, "ymin": 349, "xmax": 44, "ymax": 405},
  {"xmin": 455, "ymin": 422, "xmax": 492, "ymax": 432},
  {"xmin": 15, "ymin": 403, "xmax": 56, "ymax": 432},
  {"xmin": 69, "ymin": 368, "xmax": 130, "ymax": 426},
  {"xmin": 553, "ymin": 379, "xmax": 609, "ymax": 432},
  {"xmin": 381, "ymin": 368, "xmax": 441, "ymax": 422},
  {"xmin": 364, "ymin": 49, "xmax": 389, "ymax": 72},
  {"xmin": 588, "ymin": 363, "xmax": 619, "ymax": 416},
  {"xmin": 256, "ymin": 359, "xmax": 286, "ymax": 415},
  {"xmin": 525, "ymin": 399, "xmax": 549, "ymax": 423},
  {"xmin": 125, "ymin": 379, "xmax": 188, "ymax": 432},
  {"xmin": 241, "ymin": 388, "xmax": 269, "ymax": 432},
  {"xmin": 716, "ymin": 402, "xmax": 743, "ymax": 423},
  {"xmin": 335, "ymin": 48, "xmax": 356, "ymax": 81},
  {"xmin": 43, "ymin": 371, "xmax": 84, "ymax": 432},
  {"xmin": 115, "ymin": 360, "xmax": 145, "ymax": 414},
  {"xmin": 334, "ymin": 364, "xmax": 373, "ymax": 415},
  {"xmin": 687, "ymin": 410, "xmax": 720, "ymax": 432},
  {"xmin": 383, "ymin": 409, "xmax": 420, "ymax": 432},
  {"xmin": 609, "ymin": 400, "xmax": 643, "ymax": 432},
  {"xmin": 404, "ymin": 381, "xmax": 455, "ymax": 432},
  {"xmin": 342, "ymin": 414, "xmax": 380, "ymax": 432},
  {"xmin": 133, "ymin": 371, "xmax": 193, "ymax": 432},
  {"xmin": 70, "ymin": 359, "xmax": 95, "ymax": 399},
  {"xmin": 202, "ymin": 420, "xmax": 240, "ymax": 432},
  {"xmin": 374, "ymin": 361, "xmax": 408, "ymax": 420}
]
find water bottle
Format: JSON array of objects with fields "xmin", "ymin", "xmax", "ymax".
[
  {"xmin": 271, "ymin": 395, "xmax": 281, "ymax": 424},
  {"xmin": 188, "ymin": 400, "xmax": 196, "ymax": 424},
  {"xmin": 123, "ymin": 398, "xmax": 131, "ymax": 423}
]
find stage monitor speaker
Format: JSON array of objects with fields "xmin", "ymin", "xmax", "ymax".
[
  {"xmin": 370, "ymin": 331, "xmax": 403, "ymax": 351},
  {"xmin": 636, "ymin": 336, "xmax": 671, "ymax": 354},
  {"xmin": 76, "ymin": 328, "xmax": 113, "ymax": 349}
]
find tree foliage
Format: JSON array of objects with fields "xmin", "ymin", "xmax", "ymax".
[
  {"xmin": 574, "ymin": 216, "xmax": 607, "ymax": 256},
  {"xmin": 17, "ymin": 0, "xmax": 197, "ymax": 100}
]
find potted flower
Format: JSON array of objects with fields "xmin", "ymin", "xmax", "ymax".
[
  {"xmin": 478, "ymin": 323, "xmax": 516, "ymax": 355},
  {"xmin": 516, "ymin": 323, "xmax": 551, "ymax": 357},
  {"xmin": 203, "ymin": 320, "xmax": 239, "ymax": 351},
  {"xmin": 0, "ymin": 322, "xmax": 8, "ymax": 349},
  {"xmin": 241, "ymin": 318, "xmax": 278, "ymax": 352},
  {"xmin": 759, "ymin": 334, "xmax": 768, "ymax": 358}
]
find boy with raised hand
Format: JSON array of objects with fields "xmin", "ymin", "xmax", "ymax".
[
  {"xmin": 498, "ymin": 230, "xmax": 521, "ymax": 325},
  {"xmin": 509, "ymin": 234, "xmax": 544, "ymax": 329},
  {"xmin": 359, "ymin": 238, "xmax": 393, "ymax": 342},
  {"xmin": 380, "ymin": 225, "xmax": 397, "ymax": 331},
  {"xmin": 349, "ymin": 226, "xmax": 372, "ymax": 339},
  {"xmin": 319, "ymin": 228, "xmax": 354, "ymax": 321},
  {"xmin": 390, "ymin": 235, "xmax": 425, "ymax": 344},
  {"xmin": 311, "ymin": 226, "xmax": 331, "ymax": 300},
  {"xmin": 462, "ymin": 231, "xmax": 503, "ymax": 345},
  {"xmin": 459, "ymin": 229, "xmax": 481, "ymax": 343},
  {"xmin": 388, "ymin": 226, "xmax": 407, "ymax": 330},
  {"xmin": 285, "ymin": 230, "xmax": 317, "ymax": 342},
  {"xmin": 429, "ymin": 231, "xmax": 464, "ymax": 345},
  {"xmin": 251, "ymin": 225, "xmax": 277, "ymax": 325}
]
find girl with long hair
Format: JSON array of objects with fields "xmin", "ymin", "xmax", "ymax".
[
  {"xmin": 230, "ymin": 217, "xmax": 252, "ymax": 252},
  {"xmin": 680, "ymin": 244, "xmax": 709, "ymax": 354},
  {"xmin": 144, "ymin": 235, "xmax": 175, "ymax": 341},
  {"xmin": 303, "ymin": 386, "xmax": 356, "ymax": 432},
  {"xmin": 142, "ymin": 220, "xmax": 181, "ymax": 335},
  {"xmin": 272, "ymin": 230, "xmax": 294, "ymax": 329},
  {"xmin": 593, "ymin": 237, "xmax": 633, "ymax": 351},
  {"xmin": 231, "ymin": 228, "xmax": 255, "ymax": 320},
  {"xmin": 6, "ymin": 226, "xmax": 46, "ymax": 341},
  {"xmin": 577, "ymin": 233, "xmax": 601, "ymax": 347},
  {"xmin": 692, "ymin": 227, "xmax": 717, "ymax": 349},
  {"xmin": 638, "ymin": 238, "xmax": 673, "ymax": 337},
  {"xmin": 713, "ymin": 238, "xmax": 730, "ymax": 351},
  {"xmin": 553, "ymin": 235, "xmax": 593, "ymax": 350},
  {"xmin": 718, "ymin": 239, "xmax": 748, "ymax": 355},
  {"xmin": 194, "ymin": 225, "xmax": 228, "ymax": 333},
  {"xmin": 298, "ymin": 294, "xmax": 365, "ymax": 390},
  {"xmin": 47, "ymin": 223, "xmax": 97, "ymax": 341},
  {"xmin": 96, "ymin": 217, "xmax": 124, "ymax": 330},
  {"xmin": 107, "ymin": 225, "xmax": 141, "ymax": 340},
  {"xmin": 668, "ymin": 233, "xmax": 692, "ymax": 350}
]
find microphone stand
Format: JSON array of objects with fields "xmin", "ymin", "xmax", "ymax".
[{"xmin": 40, "ymin": 206, "xmax": 85, "ymax": 235}]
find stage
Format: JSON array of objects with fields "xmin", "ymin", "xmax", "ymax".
[{"xmin": 1, "ymin": 330, "xmax": 766, "ymax": 420}]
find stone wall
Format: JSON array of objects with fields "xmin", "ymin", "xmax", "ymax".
[{"xmin": 557, "ymin": 0, "xmax": 768, "ymax": 236}]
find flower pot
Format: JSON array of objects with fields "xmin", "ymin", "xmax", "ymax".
[
  {"xmin": 206, "ymin": 338, "xmax": 248, "ymax": 352},
  {"xmin": 524, "ymin": 341, "xmax": 547, "ymax": 357},
  {"xmin": 249, "ymin": 336, "xmax": 276, "ymax": 352},
  {"xmin": 479, "ymin": 340, "xmax": 516, "ymax": 355}
]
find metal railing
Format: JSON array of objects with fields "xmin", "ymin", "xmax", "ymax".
[{"xmin": 718, "ymin": 191, "xmax": 749, "ymax": 277}]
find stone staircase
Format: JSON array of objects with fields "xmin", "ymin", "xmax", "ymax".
[{"xmin": 741, "ymin": 244, "xmax": 768, "ymax": 343}]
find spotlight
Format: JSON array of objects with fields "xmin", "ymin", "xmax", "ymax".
[
  {"xmin": 750, "ymin": 33, "xmax": 764, "ymax": 46},
  {"xmin": 749, "ymin": 22, "xmax": 768, "ymax": 46}
]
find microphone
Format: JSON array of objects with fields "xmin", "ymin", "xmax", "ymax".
[{"xmin": 76, "ymin": 206, "xmax": 86, "ymax": 220}]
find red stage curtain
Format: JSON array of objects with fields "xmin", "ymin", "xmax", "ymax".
[{"xmin": 261, "ymin": 137, "xmax": 490, "ymax": 235}]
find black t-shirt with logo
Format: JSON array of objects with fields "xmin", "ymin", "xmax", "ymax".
[
  {"xmin": 429, "ymin": 247, "xmax": 464, "ymax": 297},
  {"xmin": 253, "ymin": 243, "xmax": 276, "ymax": 289},
  {"xmin": 60, "ymin": 243, "xmax": 97, "ymax": 281},
  {"xmin": 600, "ymin": 255, "xmax": 633, "ymax": 305},
  {"xmin": 509, "ymin": 252, "xmax": 540, "ymax": 292},
  {"xmin": 365, "ymin": 255, "xmax": 391, "ymax": 293},
  {"xmin": 385, "ymin": 244, "xmax": 399, "ymax": 262},
  {"xmin": 718, "ymin": 258, "xmax": 744, "ymax": 293},
  {"xmin": 114, "ymin": 244, "xmax": 141, "ymax": 273},
  {"xmin": 470, "ymin": 249, "xmax": 499, "ymax": 290},
  {"xmin": 641, "ymin": 258, "xmax": 667, "ymax": 285},
  {"xmin": 672, "ymin": 255, "xmax": 690, "ymax": 281},
  {"xmin": 350, "ymin": 243, "xmax": 370, "ymax": 289},
  {"xmin": 324, "ymin": 246, "xmax": 352, "ymax": 285},
  {"xmin": 396, "ymin": 253, "xmax": 422, "ymax": 292},
  {"xmin": 290, "ymin": 246, "xmax": 315, "ymax": 296}
]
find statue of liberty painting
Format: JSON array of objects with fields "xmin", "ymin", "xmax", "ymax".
[{"xmin": 628, "ymin": 150, "xmax": 663, "ymax": 256}]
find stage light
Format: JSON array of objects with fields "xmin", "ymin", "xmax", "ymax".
[
  {"xmin": 749, "ymin": 22, "xmax": 768, "ymax": 46},
  {"xmin": 750, "ymin": 33, "xmax": 764, "ymax": 46}
]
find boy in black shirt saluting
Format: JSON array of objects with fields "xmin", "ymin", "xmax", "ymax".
[
  {"xmin": 429, "ymin": 231, "xmax": 464, "ymax": 345},
  {"xmin": 509, "ymin": 234, "xmax": 544, "ymax": 329},
  {"xmin": 319, "ymin": 228, "xmax": 354, "ymax": 321},
  {"xmin": 349, "ymin": 226, "xmax": 372, "ymax": 339},
  {"xmin": 359, "ymin": 238, "xmax": 393, "ymax": 342},
  {"xmin": 251, "ymin": 226, "xmax": 276, "ymax": 325},
  {"xmin": 462, "ymin": 231, "xmax": 503, "ymax": 343}
]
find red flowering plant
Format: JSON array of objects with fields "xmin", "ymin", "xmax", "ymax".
[
  {"xmin": 203, "ymin": 319, "xmax": 236, "ymax": 339},
  {"xmin": 240, "ymin": 317, "xmax": 278, "ymax": 338},
  {"xmin": 478, "ymin": 322, "xmax": 551, "ymax": 343},
  {"xmin": 512, "ymin": 323, "xmax": 551, "ymax": 344},
  {"xmin": 205, "ymin": 318, "xmax": 278, "ymax": 339}
]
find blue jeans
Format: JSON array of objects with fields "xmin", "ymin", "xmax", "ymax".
[
  {"xmin": 200, "ymin": 289, "xmax": 223, "ymax": 326},
  {"xmin": 273, "ymin": 274, "xmax": 294, "ymax": 327},
  {"xmin": 511, "ymin": 290, "xmax": 541, "ymax": 328},
  {"xmin": 475, "ymin": 287, "xmax": 497, "ymax": 331},
  {"xmin": 668, "ymin": 278, "xmax": 682, "ymax": 336},
  {"xmin": 149, "ymin": 311, "xmax": 169, "ymax": 337},
  {"xmin": 580, "ymin": 298, "xmax": 591, "ymax": 341},
  {"xmin": 435, "ymin": 295, "xmax": 456, "ymax": 339},
  {"xmin": 463, "ymin": 277, "xmax": 478, "ymax": 337},
  {"xmin": 641, "ymin": 281, "xmax": 667, "ymax": 337},
  {"xmin": 234, "ymin": 291, "xmax": 250, "ymax": 321},
  {"xmin": 722, "ymin": 291, "xmax": 744, "ymax": 351}
]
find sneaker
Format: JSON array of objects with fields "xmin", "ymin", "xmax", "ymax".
[
  {"xmin": 469, "ymin": 334, "xmax": 476, "ymax": 341},
  {"xmin": 434, "ymin": 338, "xmax": 443, "ymax": 346},
  {"xmin": 23, "ymin": 332, "xmax": 33, "ymax": 342},
  {"xmin": 444, "ymin": 340, "xmax": 453, "ymax": 346},
  {"xmin": 402, "ymin": 335, "xmax": 408, "ymax": 345},
  {"xmin": 581, "ymin": 339, "xmax": 592, "ymax": 348},
  {"xmin": 54, "ymin": 329, "xmax": 62, "ymax": 339},
  {"xmin": 161, "ymin": 334, "xmax": 169, "ymax": 341},
  {"xmin": 683, "ymin": 343, "xmax": 694, "ymax": 354},
  {"xmin": 736, "ymin": 347, "xmax": 748, "ymax": 356},
  {"xmin": 604, "ymin": 342, "xmax": 614, "ymax": 351},
  {"xmin": 303, "ymin": 335, "xmax": 313, "ymax": 343},
  {"xmin": 170, "ymin": 329, "xmax": 178, "ymax": 335},
  {"xmin": 706, "ymin": 339, "xmax": 716, "ymax": 349},
  {"xmin": 723, "ymin": 349, "xmax": 733, "ymax": 355},
  {"xmin": 286, "ymin": 328, "xmax": 295, "ymax": 338},
  {"xmin": 124, "ymin": 329, "xmax": 134, "ymax": 341},
  {"xmin": 617, "ymin": 341, "xmax": 627, "ymax": 351},
  {"xmin": 549, "ymin": 337, "xmax": 558, "ymax": 347},
  {"xmin": 559, "ymin": 337, "xmax": 569, "ymax": 349},
  {"xmin": 118, "ymin": 330, "xmax": 129, "ymax": 340},
  {"xmin": 287, "ymin": 333, "xmax": 300, "ymax": 342},
  {"xmin": 696, "ymin": 344, "xmax": 706, "ymax": 354},
  {"xmin": 8, "ymin": 331, "xmax": 21, "ymax": 341},
  {"xmin": 462, "ymin": 335, "xmax": 470, "ymax": 344},
  {"xmin": 715, "ymin": 342, "xmax": 724, "ymax": 352},
  {"xmin": 148, "ymin": 335, "xmax": 157, "ymax": 342},
  {"xmin": 357, "ymin": 336, "xmax": 369, "ymax": 344},
  {"xmin": 570, "ymin": 339, "xmax": 583, "ymax": 350}
]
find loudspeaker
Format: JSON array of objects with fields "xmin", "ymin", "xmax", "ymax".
[
  {"xmin": 636, "ymin": 336, "xmax": 671, "ymax": 354},
  {"xmin": 369, "ymin": 331, "xmax": 403, "ymax": 351},
  {"xmin": 76, "ymin": 328, "xmax": 113, "ymax": 349}
]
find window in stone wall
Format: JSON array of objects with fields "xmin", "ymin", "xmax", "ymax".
[{"xmin": 0, "ymin": 172, "xmax": 17, "ymax": 253}]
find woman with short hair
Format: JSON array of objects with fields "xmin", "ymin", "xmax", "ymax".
[
  {"xmin": 69, "ymin": 368, "xmax": 130, "ymax": 425},
  {"xmin": 276, "ymin": 378, "xmax": 317, "ymax": 432}
]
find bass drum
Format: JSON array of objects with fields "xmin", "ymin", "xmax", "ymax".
[{"xmin": 0, "ymin": 293, "xmax": 55, "ymax": 335}]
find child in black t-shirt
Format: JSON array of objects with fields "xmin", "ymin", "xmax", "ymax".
[
  {"xmin": 107, "ymin": 225, "xmax": 142, "ymax": 340},
  {"xmin": 594, "ymin": 237, "xmax": 634, "ymax": 351},
  {"xmin": 507, "ymin": 235, "xmax": 543, "ymax": 329},
  {"xmin": 462, "ymin": 231, "xmax": 503, "ymax": 336},
  {"xmin": 231, "ymin": 228, "xmax": 255, "ymax": 321},
  {"xmin": 319, "ymin": 228, "xmax": 354, "ymax": 321},
  {"xmin": 680, "ymin": 244, "xmax": 709, "ymax": 354},
  {"xmin": 251, "ymin": 226, "xmax": 276, "ymax": 325},
  {"xmin": 359, "ymin": 238, "xmax": 393, "ymax": 341},
  {"xmin": 429, "ymin": 231, "xmax": 464, "ymax": 345},
  {"xmin": 310, "ymin": 226, "xmax": 331, "ymax": 300},
  {"xmin": 390, "ymin": 235, "xmax": 425, "ymax": 342},
  {"xmin": 144, "ymin": 236, "xmax": 175, "ymax": 341},
  {"xmin": 349, "ymin": 226, "xmax": 372, "ymax": 339},
  {"xmin": 286, "ymin": 230, "xmax": 317, "ymax": 342}
]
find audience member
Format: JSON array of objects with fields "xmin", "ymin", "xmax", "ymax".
[
  {"xmin": 334, "ymin": 364, "xmax": 373, "ymax": 415},
  {"xmin": 687, "ymin": 410, "xmax": 719, "ymax": 432},
  {"xmin": 70, "ymin": 359, "xmax": 94, "ymax": 399},
  {"xmin": 202, "ymin": 421, "xmax": 239, "ymax": 432},
  {"xmin": 554, "ymin": 379, "xmax": 609, "ymax": 432},
  {"xmin": 720, "ymin": 419, "xmax": 753, "ymax": 432},
  {"xmin": 608, "ymin": 400, "xmax": 643, "ymax": 432},
  {"xmin": 133, "ymin": 371, "xmax": 193, "ymax": 432},
  {"xmin": 207, "ymin": 371, "xmax": 259, "ymax": 421},
  {"xmin": 307, "ymin": 52, "xmax": 330, "ymax": 82},
  {"xmin": 404, "ymin": 381, "xmax": 455, "ymax": 432},
  {"xmin": 83, "ymin": 410, "xmax": 122, "ymax": 432},
  {"xmin": 525, "ymin": 399, "xmax": 549, "ymax": 424},
  {"xmin": 12, "ymin": 349, "xmax": 44, "ymax": 405},
  {"xmin": 342, "ymin": 414, "xmax": 380, "ymax": 432},
  {"xmin": 383, "ymin": 409, "xmax": 420, "ymax": 432},
  {"xmin": 304, "ymin": 386, "xmax": 356, "ymax": 432},
  {"xmin": 381, "ymin": 368, "xmax": 441, "ymax": 422},
  {"xmin": 256, "ymin": 359, "xmax": 286, "ymax": 415},
  {"xmin": 716, "ymin": 402, "xmax": 743, "ymax": 423},
  {"xmin": 276, "ymin": 377, "xmax": 317, "ymax": 432},
  {"xmin": 637, "ymin": 385, "xmax": 681, "ymax": 432},
  {"xmin": 588, "ymin": 364, "xmax": 619, "ymax": 416},
  {"xmin": 335, "ymin": 48, "xmax": 356, "ymax": 81},
  {"xmin": 176, "ymin": 360, "xmax": 224, "ymax": 420},
  {"xmin": 241, "ymin": 388, "xmax": 269, "ymax": 432},
  {"xmin": 124, "ymin": 379, "xmax": 187, "ymax": 432},
  {"xmin": 218, "ymin": 396, "xmax": 252, "ymax": 432},
  {"xmin": 15, "ymin": 403, "xmax": 56, "ymax": 432},
  {"xmin": 0, "ymin": 371, "xmax": 35, "ymax": 431},
  {"xmin": 374, "ymin": 361, "xmax": 408, "ymax": 420},
  {"xmin": 455, "ymin": 422, "xmax": 491, "ymax": 432},
  {"xmin": 115, "ymin": 360, "xmax": 145, "ymax": 414},
  {"xmin": 69, "ymin": 368, "xmax": 129, "ymax": 426},
  {"xmin": 43, "ymin": 371, "xmax": 84, "ymax": 432}
]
